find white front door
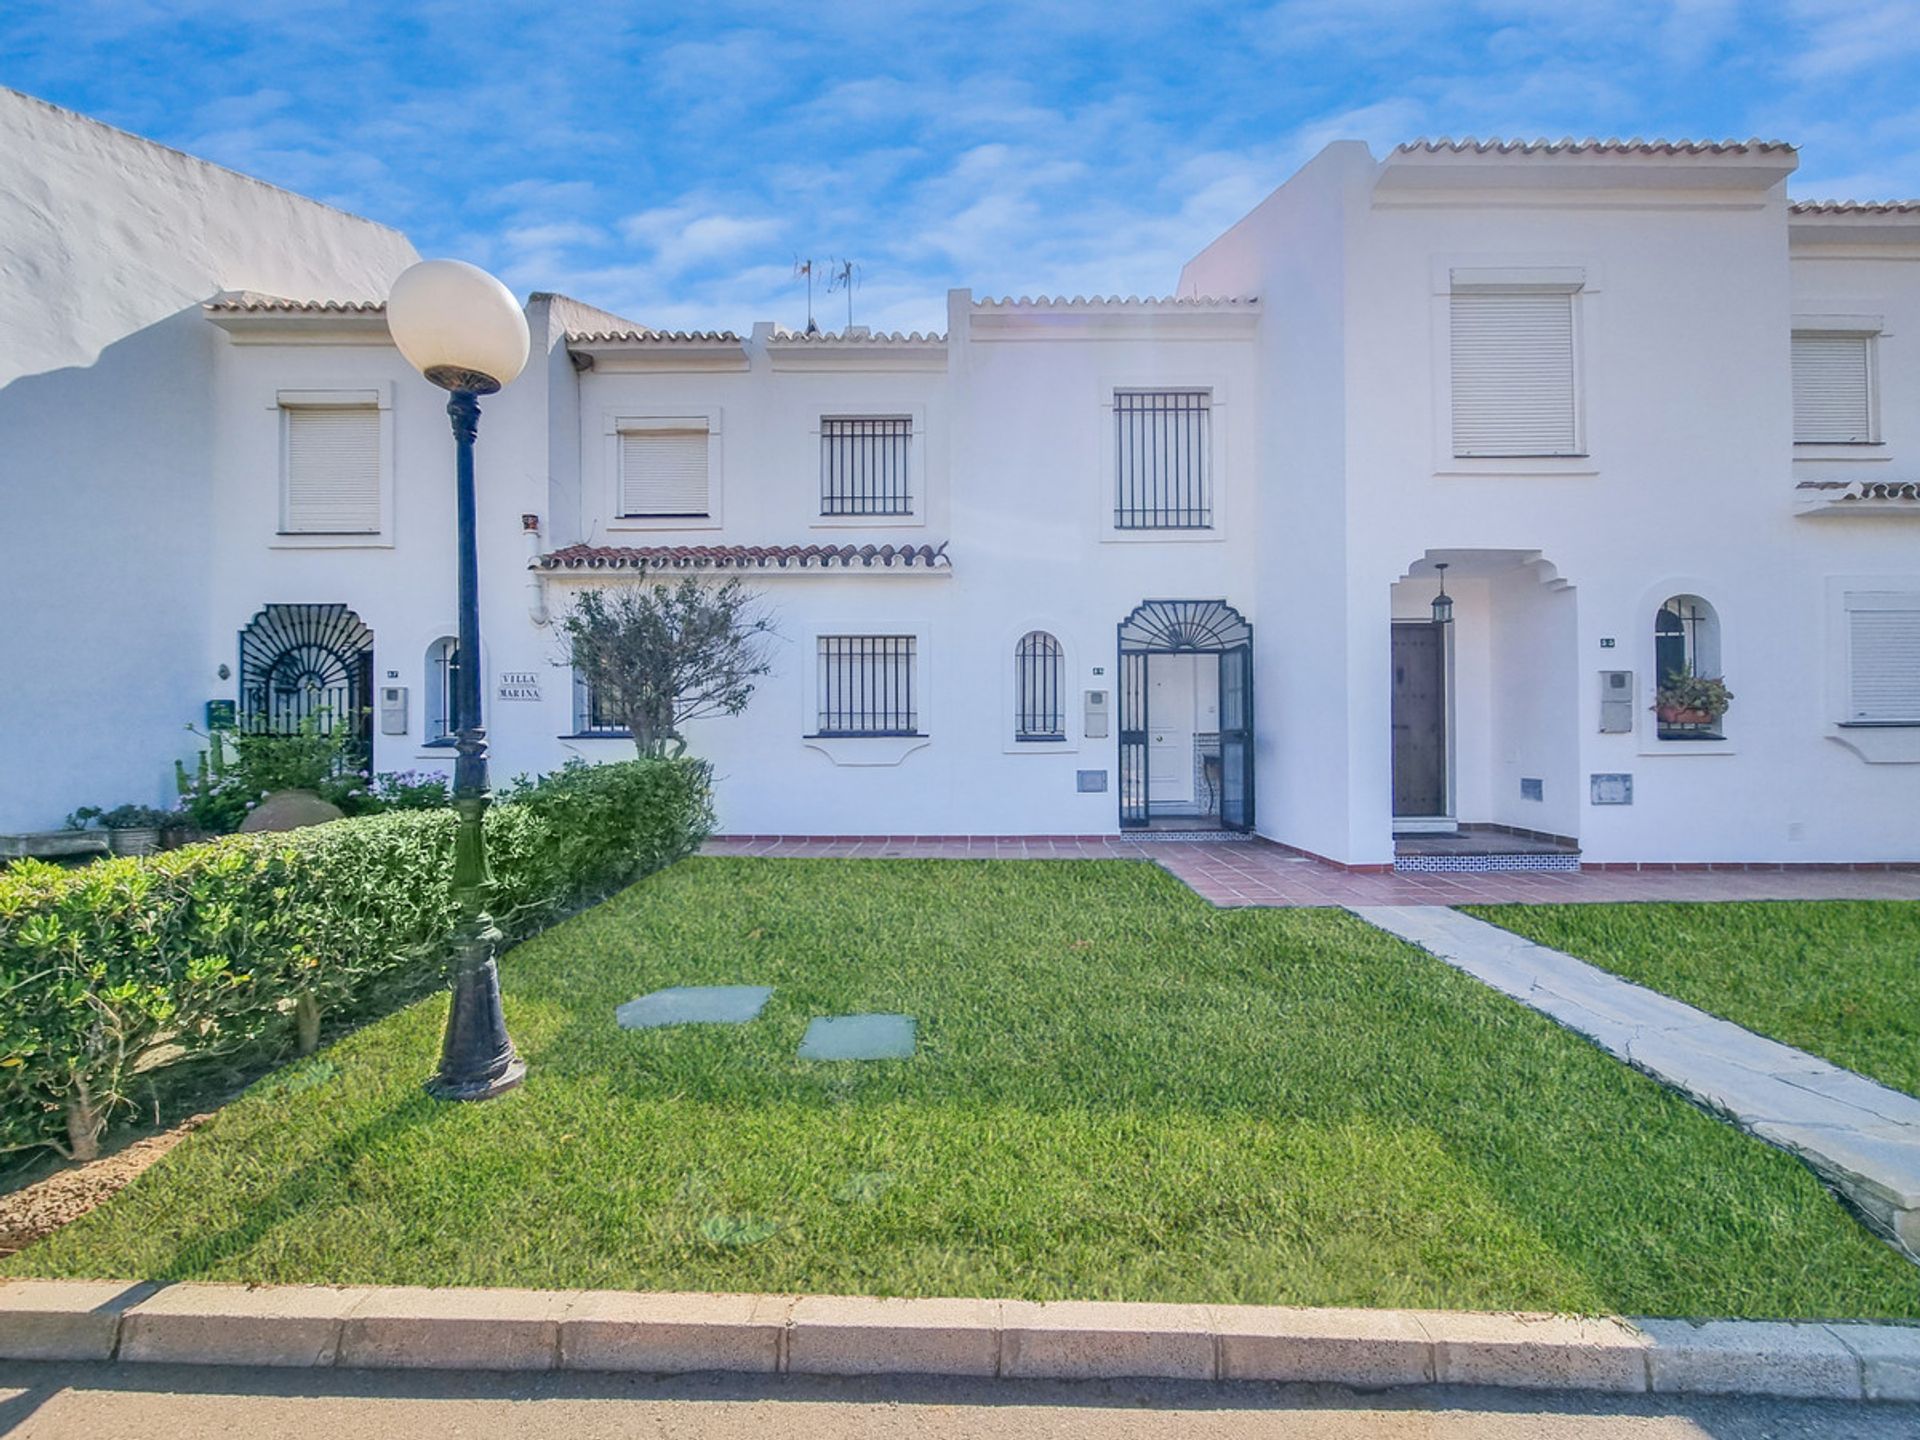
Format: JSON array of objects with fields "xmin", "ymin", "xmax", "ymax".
[{"xmin": 1148, "ymin": 653, "xmax": 1196, "ymax": 809}]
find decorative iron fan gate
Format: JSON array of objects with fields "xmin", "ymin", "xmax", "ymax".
[
  {"xmin": 238, "ymin": 604, "xmax": 375, "ymax": 760},
  {"xmin": 1116, "ymin": 599, "xmax": 1254, "ymax": 832}
]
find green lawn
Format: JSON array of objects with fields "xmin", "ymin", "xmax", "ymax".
[
  {"xmin": 1463, "ymin": 901, "xmax": 1920, "ymax": 1100},
  {"xmin": 10, "ymin": 860, "xmax": 1918, "ymax": 1317}
]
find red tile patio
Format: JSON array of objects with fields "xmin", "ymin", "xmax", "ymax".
[{"xmin": 701, "ymin": 835, "xmax": 1920, "ymax": 907}]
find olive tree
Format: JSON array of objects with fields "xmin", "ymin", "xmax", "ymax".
[{"xmin": 559, "ymin": 578, "xmax": 776, "ymax": 757}]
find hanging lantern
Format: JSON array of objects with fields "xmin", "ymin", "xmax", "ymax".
[{"xmin": 1431, "ymin": 561, "xmax": 1454, "ymax": 625}]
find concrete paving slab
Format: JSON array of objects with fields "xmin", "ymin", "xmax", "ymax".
[
  {"xmin": 337, "ymin": 1287, "xmax": 575, "ymax": 1371},
  {"xmin": 788, "ymin": 1296, "xmax": 999, "ymax": 1376},
  {"xmin": 616, "ymin": 986, "xmax": 773, "ymax": 1029},
  {"xmin": 1213, "ymin": 1305, "xmax": 1432, "ymax": 1386},
  {"xmin": 1637, "ymin": 1318, "xmax": 1861, "ymax": 1399},
  {"xmin": 797, "ymin": 1014, "xmax": 916, "ymax": 1061},
  {"xmin": 0, "ymin": 1280, "xmax": 156, "ymax": 1362},
  {"xmin": 1831, "ymin": 1323, "xmax": 1920, "ymax": 1402},
  {"xmin": 999, "ymin": 1300, "xmax": 1213, "ymax": 1380},
  {"xmin": 1421, "ymin": 1312, "xmax": 1648, "ymax": 1393},
  {"xmin": 119, "ymin": 1284, "xmax": 371, "ymax": 1367},
  {"xmin": 561, "ymin": 1291, "xmax": 784, "ymax": 1373}
]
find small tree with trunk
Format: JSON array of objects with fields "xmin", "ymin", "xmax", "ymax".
[{"xmin": 560, "ymin": 577, "xmax": 776, "ymax": 757}]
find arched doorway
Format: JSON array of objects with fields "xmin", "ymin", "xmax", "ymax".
[
  {"xmin": 238, "ymin": 603, "xmax": 375, "ymax": 765},
  {"xmin": 1117, "ymin": 599, "xmax": 1253, "ymax": 832}
]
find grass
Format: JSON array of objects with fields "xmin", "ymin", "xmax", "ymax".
[
  {"xmin": 9, "ymin": 859, "xmax": 1919, "ymax": 1317},
  {"xmin": 1461, "ymin": 900, "xmax": 1920, "ymax": 1099}
]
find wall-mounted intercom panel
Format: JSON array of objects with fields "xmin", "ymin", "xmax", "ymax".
[
  {"xmin": 1598, "ymin": 670, "xmax": 1633, "ymax": 734},
  {"xmin": 1084, "ymin": 689, "xmax": 1110, "ymax": 739},
  {"xmin": 380, "ymin": 686, "xmax": 409, "ymax": 736}
]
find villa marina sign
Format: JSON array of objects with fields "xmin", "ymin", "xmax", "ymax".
[{"xmin": 496, "ymin": 671, "xmax": 543, "ymax": 702}]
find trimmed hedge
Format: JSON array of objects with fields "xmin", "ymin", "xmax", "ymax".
[{"xmin": 0, "ymin": 758, "xmax": 712, "ymax": 1160}]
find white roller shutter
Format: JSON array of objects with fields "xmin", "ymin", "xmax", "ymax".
[
  {"xmin": 1848, "ymin": 594, "xmax": 1920, "ymax": 724},
  {"xmin": 284, "ymin": 406, "xmax": 380, "ymax": 533},
  {"xmin": 1450, "ymin": 291, "xmax": 1577, "ymax": 457},
  {"xmin": 1792, "ymin": 334, "xmax": 1874, "ymax": 443},
  {"xmin": 620, "ymin": 428, "xmax": 709, "ymax": 516}
]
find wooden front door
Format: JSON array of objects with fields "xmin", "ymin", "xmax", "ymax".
[{"xmin": 1391, "ymin": 622, "xmax": 1448, "ymax": 818}]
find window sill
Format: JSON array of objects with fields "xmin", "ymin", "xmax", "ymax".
[
  {"xmin": 810, "ymin": 513, "xmax": 925, "ymax": 530},
  {"xmin": 1435, "ymin": 458, "xmax": 1596, "ymax": 478},
  {"xmin": 271, "ymin": 532, "xmax": 394, "ymax": 549},
  {"xmin": 1639, "ymin": 738, "xmax": 1737, "ymax": 756},
  {"xmin": 420, "ymin": 738, "xmax": 457, "ymax": 749},
  {"xmin": 558, "ymin": 732, "xmax": 631, "ymax": 741},
  {"xmin": 1793, "ymin": 443, "xmax": 1889, "ymax": 461},
  {"xmin": 605, "ymin": 516, "xmax": 721, "ymax": 532},
  {"xmin": 805, "ymin": 732, "xmax": 929, "ymax": 741},
  {"xmin": 1099, "ymin": 528, "xmax": 1224, "ymax": 545},
  {"xmin": 1005, "ymin": 735, "xmax": 1079, "ymax": 755}
]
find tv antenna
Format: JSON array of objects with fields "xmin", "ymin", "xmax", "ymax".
[
  {"xmin": 794, "ymin": 258, "xmax": 819, "ymax": 334},
  {"xmin": 827, "ymin": 258, "xmax": 858, "ymax": 330}
]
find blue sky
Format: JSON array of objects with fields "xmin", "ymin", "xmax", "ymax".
[{"xmin": 6, "ymin": 2, "xmax": 1919, "ymax": 334}]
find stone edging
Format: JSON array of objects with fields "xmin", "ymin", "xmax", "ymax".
[{"xmin": 3, "ymin": 1281, "xmax": 1919, "ymax": 1401}]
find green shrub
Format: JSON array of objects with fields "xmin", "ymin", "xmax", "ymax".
[{"xmin": 0, "ymin": 757, "xmax": 710, "ymax": 1160}]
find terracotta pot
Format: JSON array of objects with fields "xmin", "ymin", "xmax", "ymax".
[{"xmin": 1656, "ymin": 704, "xmax": 1718, "ymax": 726}]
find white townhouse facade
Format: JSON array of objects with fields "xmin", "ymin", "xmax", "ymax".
[{"xmin": 4, "ymin": 92, "xmax": 1919, "ymax": 869}]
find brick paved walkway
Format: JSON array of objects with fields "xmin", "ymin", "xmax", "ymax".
[{"xmin": 701, "ymin": 836, "xmax": 1920, "ymax": 907}]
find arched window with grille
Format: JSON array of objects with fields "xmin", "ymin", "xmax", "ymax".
[
  {"xmin": 1653, "ymin": 595, "xmax": 1726, "ymax": 740},
  {"xmin": 1014, "ymin": 631, "xmax": 1065, "ymax": 741},
  {"xmin": 425, "ymin": 636, "xmax": 461, "ymax": 744}
]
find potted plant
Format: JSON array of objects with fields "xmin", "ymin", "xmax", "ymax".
[
  {"xmin": 66, "ymin": 803, "xmax": 179, "ymax": 856},
  {"xmin": 1653, "ymin": 665, "xmax": 1733, "ymax": 733}
]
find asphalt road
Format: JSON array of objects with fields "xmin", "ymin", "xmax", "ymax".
[{"xmin": 2, "ymin": 1363, "xmax": 1917, "ymax": 1439}]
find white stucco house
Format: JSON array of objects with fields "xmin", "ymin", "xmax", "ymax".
[{"xmin": 4, "ymin": 90, "xmax": 1918, "ymax": 870}]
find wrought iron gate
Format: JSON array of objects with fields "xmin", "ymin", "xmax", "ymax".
[
  {"xmin": 238, "ymin": 603, "xmax": 375, "ymax": 760},
  {"xmin": 1116, "ymin": 599, "xmax": 1254, "ymax": 832}
]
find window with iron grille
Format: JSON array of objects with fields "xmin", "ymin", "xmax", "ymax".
[
  {"xmin": 1014, "ymin": 631, "xmax": 1065, "ymax": 740},
  {"xmin": 815, "ymin": 635, "xmax": 918, "ymax": 735},
  {"xmin": 572, "ymin": 669, "xmax": 628, "ymax": 737},
  {"xmin": 821, "ymin": 416, "xmax": 913, "ymax": 516},
  {"xmin": 1114, "ymin": 390, "xmax": 1211, "ymax": 528},
  {"xmin": 425, "ymin": 636, "xmax": 461, "ymax": 744}
]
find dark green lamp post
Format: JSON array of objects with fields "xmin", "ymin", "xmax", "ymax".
[{"xmin": 387, "ymin": 259, "xmax": 531, "ymax": 1101}]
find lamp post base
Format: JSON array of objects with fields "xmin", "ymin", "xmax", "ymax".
[
  {"xmin": 426, "ymin": 1054, "xmax": 526, "ymax": 1103},
  {"xmin": 426, "ymin": 922, "xmax": 526, "ymax": 1102}
]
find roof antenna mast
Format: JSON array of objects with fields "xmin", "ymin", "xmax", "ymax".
[
  {"xmin": 827, "ymin": 258, "xmax": 858, "ymax": 330},
  {"xmin": 794, "ymin": 258, "xmax": 819, "ymax": 334}
]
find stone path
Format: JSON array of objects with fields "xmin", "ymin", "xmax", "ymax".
[
  {"xmin": 1353, "ymin": 905, "xmax": 1920, "ymax": 1259},
  {"xmin": 702, "ymin": 837, "xmax": 1920, "ymax": 908}
]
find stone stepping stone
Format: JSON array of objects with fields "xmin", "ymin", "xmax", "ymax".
[
  {"xmin": 616, "ymin": 985, "xmax": 773, "ymax": 1030},
  {"xmin": 798, "ymin": 1014, "xmax": 916, "ymax": 1061}
]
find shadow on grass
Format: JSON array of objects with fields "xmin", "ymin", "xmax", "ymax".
[{"xmin": 139, "ymin": 1091, "xmax": 448, "ymax": 1281}]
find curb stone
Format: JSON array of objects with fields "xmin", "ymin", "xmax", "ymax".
[{"xmin": 2, "ymin": 1280, "xmax": 1918, "ymax": 1401}]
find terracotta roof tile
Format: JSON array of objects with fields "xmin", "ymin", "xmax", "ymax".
[
  {"xmin": 535, "ymin": 542, "xmax": 952, "ymax": 572},
  {"xmin": 1395, "ymin": 136, "xmax": 1793, "ymax": 156},
  {"xmin": 1790, "ymin": 199, "xmax": 1920, "ymax": 215},
  {"xmin": 564, "ymin": 328, "xmax": 741, "ymax": 344},
  {"xmin": 204, "ymin": 291, "xmax": 384, "ymax": 313},
  {"xmin": 1796, "ymin": 479, "xmax": 1920, "ymax": 502},
  {"xmin": 766, "ymin": 329, "xmax": 946, "ymax": 344},
  {"xmin": 972, "ymin": 294, "xmax": 1255, "ymax": 310}
]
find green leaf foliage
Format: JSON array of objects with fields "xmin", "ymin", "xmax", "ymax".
[{"xmin": 0, "ymin": 757, "xmax": 712, "ymax": 1158}]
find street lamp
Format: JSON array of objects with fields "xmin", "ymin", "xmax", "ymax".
[{"xmin": 387, "ymin": 259, "xmax": 531, "ymax": 1101}]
